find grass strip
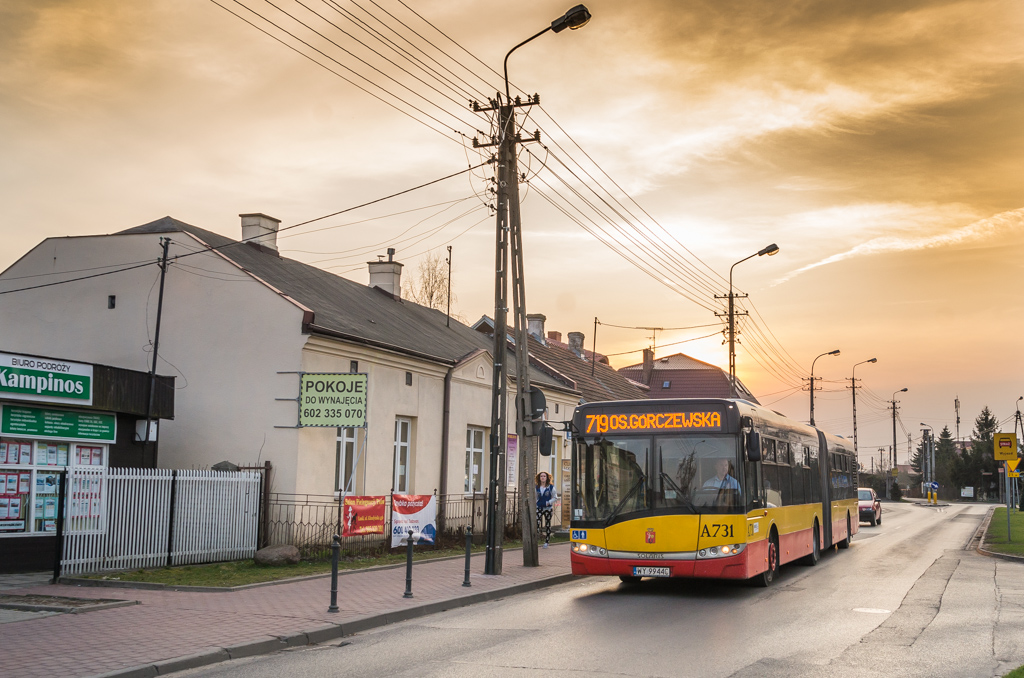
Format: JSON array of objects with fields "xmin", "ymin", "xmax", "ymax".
[
  {"xmin": 984, "ymin": 507, "xmax": 1024, "ymax": 557},
  {"xmin": 81, "ymin": 535, "xmax": 567, "ymax": 587}
]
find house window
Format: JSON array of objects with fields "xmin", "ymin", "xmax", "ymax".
[
  {"xmin": 555, "ymin": 403, "xmax": 559, "ymax": 414},
  {"xmin": 662, "ymin": 381, "xmax": 671, "ymax": 388},
  {"xmin": 349, "ymin": 360, "xmax": 358, "ymax": 373},
  {"xmin": 394, "ymin": 417, "xmax": 412, "ymax": 493},
  {"xmin": 465, "ymin": 427, "xmax": 486, "ymax": 493},
  {"xmin": 336, "ymin": 428, "xmax": 358, "ymax": 494},
  {"xmin": 405, "ymin": 371, "xmax": 413, "ymax": 386}
]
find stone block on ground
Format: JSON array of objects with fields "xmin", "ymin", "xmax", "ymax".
[{"xmin": 254, "ymin": 545, "xmax": 300, "ymax": 566}]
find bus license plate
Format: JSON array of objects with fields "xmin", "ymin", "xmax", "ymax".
[{"xmin": 633, "ymin": 566, "xmax": 670, "ymax": 577}]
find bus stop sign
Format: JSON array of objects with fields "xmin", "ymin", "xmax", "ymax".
[{"xmin": 995, "ymin": 433, "xmax": 1017, "ymax": 461}]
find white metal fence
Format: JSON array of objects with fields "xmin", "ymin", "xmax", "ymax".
[{"xmin": 61, "ymin": 468, "xmax": 261, "ymax": 576}]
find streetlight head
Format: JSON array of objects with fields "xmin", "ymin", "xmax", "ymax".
[
  {"xmin": 758, "ymin": 243, "xmax": 780, "ymax": 257},
  {"xmin": 868, "ymin": 358, "xmax": 877, "ymax": 363},
  {"xmin": 551, "ymin": 4, "xmax": 592, "ymax": 32},
  {"xmin": 829, "ymin": 349, "xmax": 840, "ymax": 356},
  {"xmin": 900, "ymin": 387, "xmax": 908, "ymax": 393}
]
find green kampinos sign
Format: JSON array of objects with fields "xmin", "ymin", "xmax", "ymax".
[
  {"xmin": 0, "ymin": 352, "xmax": 93, "ymax": 406},
  {"xmin": 300, "ymin": 373, "xmax": 368, "ymax": 428},
  {"xmin": 1, "ymin": 405, "xmax": 116, "ymax": 443}
]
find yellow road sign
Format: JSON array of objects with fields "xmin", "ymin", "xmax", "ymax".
[
  {"xmin": 995, "ymin": 433, "xmax": 1017, "ymax": 461},
  {"xmin": 1009, "ymin": 458, "xmax": 1022, "ymax": 472},
  {"xmin": 1010, "ymin": 472, "xmax": 1021, "ymax": 478}
]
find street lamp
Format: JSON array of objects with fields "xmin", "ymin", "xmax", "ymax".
[
  {"xmin": 726, "ymin": 243, "xmax": 779, "ymax": 398},
  {"xmin": 485, "ymin": 5, "xmax": 592, "ymax": 577},
  {"xmin": 503, "ymin": 5, "xmax": 592, "ymax": 102},
  {"xmin": 850, "ymin": 358, "xmax": 876, "ymax": 455},
  {"xmin": 809, "ymin": 349, "xmax": 840, "ymax": 427}
]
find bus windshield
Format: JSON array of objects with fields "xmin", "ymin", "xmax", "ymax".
[
  {"xmin": 656, "ymin": 434, "xmax": 742, "ymax": 514},
  {"xmin": 575, "ymin": 436, "xmax": 649, "ymax": 523}
]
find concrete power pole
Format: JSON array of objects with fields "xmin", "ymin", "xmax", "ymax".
[{"xmin": 475, "ymin": 94, "xmax": 542, "ymax": 572}]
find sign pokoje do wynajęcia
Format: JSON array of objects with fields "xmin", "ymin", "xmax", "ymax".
[{"xmin": 298, "ymin": 373, "xmax": 368, "ymax": 428}]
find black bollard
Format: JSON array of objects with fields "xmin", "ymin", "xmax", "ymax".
[
  {"xmin": 328, "ymin": 534, "xmax": 340, "ymax": 613},
  {"xmin": 403, "ymin": 530, "xmax": 415, "ymax": 598},
  {"xmin": 463, "ymin": 525, "xmax": 473, "ymax": 587}
]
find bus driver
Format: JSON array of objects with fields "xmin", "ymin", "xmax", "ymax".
[{"xmin": 703, "ymin": 458, "xmax": 740, "ymax": 491}]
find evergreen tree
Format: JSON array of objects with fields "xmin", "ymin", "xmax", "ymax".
[
  {"xmin": 910, "ymin": 438, "xmax": 926, "ymax": 474},
  {"xmin": 935, "ymin": 425, "xmax": 956, "ymax": 491},
  {"xmin": 968, "ymin": 406, "xmax": 1000, "ymax": 499}
]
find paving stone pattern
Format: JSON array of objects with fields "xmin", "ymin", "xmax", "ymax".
[{"xmin": 2, "ymin": 544, "xmax": 571, "ymax": 678}]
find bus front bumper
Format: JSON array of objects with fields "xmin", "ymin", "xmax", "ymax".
[{"xmin": 570, "ymin": 548, "xmax": 750, "ymax": 579}]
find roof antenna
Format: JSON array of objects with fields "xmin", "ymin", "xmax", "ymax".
[{"xmin": 387, "ymin": 247, "xmax": 396, "ymax": 262}]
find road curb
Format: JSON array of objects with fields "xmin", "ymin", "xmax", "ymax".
[
  {"xmin": 59, "ymin": 543, "xmax": 564, "ymax": 593},
  {"xmin": 0, "ymin": 598, "xmax": 139, "ymax": 614},
  {"xmin": 87, "ymin": 571, "xmax": 578, "ymax": 678}
]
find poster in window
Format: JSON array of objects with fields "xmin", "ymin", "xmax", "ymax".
[
  {"xmin": 33, "ymin": 497, "xmax": 43, "ymax": 517},
  {"xmin": 90, "ymin": 495, "xmax": 101, "ymax": 518},
  {"xmin": 0, "ymin": 442, "xmax": 6, "ymax": 462},
  {"xmin": 91, "ymin": 448, "xmax": 103, "ymax": 465},
  {"xmin": 57, "ymin": 444, "xmax": 68, "ymax": 466},
  {"xmin": 19, "ymin": 473, "xmax": 29, "ymax": 494},
  {"xmin": 8, "ymin": 498, "xmax": 20, "ymax": 520},
  {"xmin": 43, "ymin": 497, "xmax": 56, "ymax": 519},
  {"xmin": 36, "ymin": 473, "xmax": 57, "ymax": 494},
  {"xmin": 0, "ymin": 498, "xmax": 9, "ymax": 520},
  {"xmin": 43, "ymin": 520, "xmax": 55, "ymax": 532},
  {"xmin": 5, "ymin": 473, "xmax": 16, "ymax": 494},
  {"xmin": 20, "ymin": 443, "xmax": 31, "ymax": 465}
]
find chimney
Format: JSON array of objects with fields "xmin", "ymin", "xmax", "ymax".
[
  {"xmin": 641, "ymin": 348, "xmax": 654, "ymax": 386},
  {"xmin": 527, "ymin": 314, "xmax": 546, "ymax": 343},
  {"xmin": 240, "ymin": 213, "xmax": 280, "ymax": 253},
  {"xmin": 547, "ymin": 330, "xmax": 562, "ymax": 343},
  {"xmin": 367, "ymin": 248, "xmax": 403, "ymax": 298},
  {"xmin": 567, "ymin": 331, "xmax": 585, "ymax": 357}
]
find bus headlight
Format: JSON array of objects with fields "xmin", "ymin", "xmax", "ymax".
[
  {"xmin": 571, "ymin": 543, "xmax": 606, "ymax": 557},
  {"xmin": 697, "ymin": 544, "xmax": 745, "ymax": 559}
]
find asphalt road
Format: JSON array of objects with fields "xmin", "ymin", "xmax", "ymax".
[{"xmin": 181, "ymin": 502, "xmax": 1024, "ymax": 678}]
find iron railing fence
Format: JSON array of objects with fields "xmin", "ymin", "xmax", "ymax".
[{"xmin": 265, "ymin": 490, "xmax": 524, "ymax": 561}]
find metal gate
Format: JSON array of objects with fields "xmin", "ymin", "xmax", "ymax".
[{"xmin": 61, "ymin": 468, "xmax": 261, "ymax": 576}]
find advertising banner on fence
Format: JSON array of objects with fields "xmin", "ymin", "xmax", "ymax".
[
  {"xmin": 342, "ymin": 495, "xmax": 386, "ymax": 537},
  {"xmin": 391, "ymin": 494, "xmax": 436, "ymax": 547}
]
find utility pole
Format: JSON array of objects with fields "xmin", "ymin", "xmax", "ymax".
[
  {"xmin": 849, "ymin": 358, "xmax": 877, "ymax": 455},
  {"xmin": 591, "ymin": 317, "xmax": 597, "ymax": 377},
  {"xmin": 142, "ymin": 237, "xmax": 171, "ymax": 463},
  {"xmin": 474, "ymin": 93, "xmax": 542, "ymax": 573},
  {"xmin": 445, "ymin": 245, "xmax": 452, "ymax": 328}
]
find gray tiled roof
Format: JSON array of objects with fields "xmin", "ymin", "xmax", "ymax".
[{"xmin": 118, "ymin": 217, "xmax": 578, "ymax": 394}]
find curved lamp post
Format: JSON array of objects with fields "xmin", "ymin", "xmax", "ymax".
[
  {"xmin": 503, "ymin": 5, "xmax": 591, "ymax": 101},
  {"xmin": 727, "ymin": 243, "xmax": 779, "ymax": 398},
  {"xmin": 809, "ymin": 349, "xmax": 840, "ymax": 427},
  {"xmin": 851, "ymin": 358, "xmax": 877, "ymax": 455}
]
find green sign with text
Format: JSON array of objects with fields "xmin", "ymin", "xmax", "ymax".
[
  {"xmin": 0, "ymin": 405, "xmax": 116, "ymax": 443},
  {"xmin": 299, "ymin": 373, "xmax": 368, "ymax": 428}
]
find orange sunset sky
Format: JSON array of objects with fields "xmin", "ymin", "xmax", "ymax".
[{"xmin": 2, "ymin": 0, "xmax": 1022, "ymax": 467}]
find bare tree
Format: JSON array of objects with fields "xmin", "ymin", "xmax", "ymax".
[{"xmin": 402, "ymin": 251, "xmax": 456, "ymax": 313}]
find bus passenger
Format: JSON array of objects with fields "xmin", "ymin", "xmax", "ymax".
[{"xmin": 703, "ymin": 459, "xmax": 740, "ymax": 491}]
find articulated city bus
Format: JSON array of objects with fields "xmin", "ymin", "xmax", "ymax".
[{"xmin": 569, "ymin": 398, "xmax": 858, "ymax": 586}]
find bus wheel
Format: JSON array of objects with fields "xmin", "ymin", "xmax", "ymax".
[
  {"xmin": 618, "ymin": 575, "xmax": 642, "ymax": 584},
  {"xmin": 754, "ymin": 532, "xmax": 779, "ymax": 587},
  {"xmin": 801, "ymin": 522, "xmax": 820, "ymax": 566},
  {"xmin": 837, "ymin": 515, "xmax": 851, "ymax": 549}
]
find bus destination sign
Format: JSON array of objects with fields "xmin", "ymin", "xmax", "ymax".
[{"xmin": 584, "ymin": 410, "xmax": 722, "ymax": 435}]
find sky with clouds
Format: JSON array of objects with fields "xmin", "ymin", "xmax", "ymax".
[{"xmin": 2, "ymin": 0, "xmax": 1022, "ymax": 466}]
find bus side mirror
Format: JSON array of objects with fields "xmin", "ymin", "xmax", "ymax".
[
  {"xmin": 539, "ymin": 424, "xmax": 554, "ymax": 456},
  {"xmin": 746, "ymin": 431, "xmax": 761, "ymax": 462}
]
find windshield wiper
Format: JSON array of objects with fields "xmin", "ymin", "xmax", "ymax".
[
  {"xmin": 605, "ymin": 472, "xmax": 646, "ymax": 524},
  {"xmin": 660, "ymin": 472, "xmax": 697, "ymax": 512}
]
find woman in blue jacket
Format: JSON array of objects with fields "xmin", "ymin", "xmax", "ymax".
[{"xmin": 535, "ymin": 471, "xmax": 557, "ymax": 547}]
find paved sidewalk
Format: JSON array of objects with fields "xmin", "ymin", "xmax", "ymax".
[{"xmin": 2, "ymin": 544, "xmax": 574, "ymax": 678}]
